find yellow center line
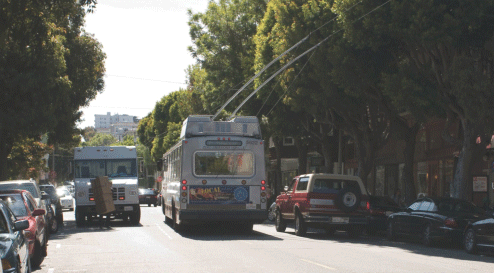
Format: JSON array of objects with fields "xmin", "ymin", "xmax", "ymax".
[{"xmin": 300, "ymin": 259, "xmax": 336, "ymax": 271}]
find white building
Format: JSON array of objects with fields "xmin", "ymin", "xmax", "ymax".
[{"xmin": 94, "ymin": 112, "xmax": 140, "ymax": 141}]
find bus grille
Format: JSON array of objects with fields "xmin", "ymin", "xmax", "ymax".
[{"xmin": 88, "ymin": 187, "xmax": 125, "ymax": 201}]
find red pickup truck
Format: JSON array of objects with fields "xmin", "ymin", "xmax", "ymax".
[{"xmin": 274, "ymin": 173, "xmax": 370, "ymax": 237}]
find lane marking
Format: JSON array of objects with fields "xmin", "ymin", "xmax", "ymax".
[
  {"xmin": 156, "ymin": 224, "xmax": 172, "ymax": 239},
  {"xmin": 300, "ymin": 259, "xmax": 336, "ymax": 271},
  {"xmin": 48, "ymin": 268, "xmax": 54, "ymax": 273}
]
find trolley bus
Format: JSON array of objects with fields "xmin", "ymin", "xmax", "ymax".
[{"xmin": 160, "ymin": 115, "xmax": 267, "ymax": 232}]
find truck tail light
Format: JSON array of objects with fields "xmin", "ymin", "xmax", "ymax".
[{"xmin": 89, "ymin": 197, "xmax": 94, "ymax": 201}]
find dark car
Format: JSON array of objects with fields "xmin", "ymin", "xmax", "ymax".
[
  {"xmin": 39, "ymin": 184, "xmax": 63, "ymax": 233},
  {"xmin": 138, "ymin": 189, "xmax": 158, "ymax": 207},
  {"xmin": 366, "ymin": 195, "xmax": 402, "ymax": 235},
  {"xmin": 387, "ymin": 197, "xmax": 487, "ymax": 247},
  {"xmin": 0, "ymin": 190, "xmax": 48, "ymax": 268},
  {"xmin": 0, "ymin": 200, "xmax": 30, "ymax": 273},
  {"xmin": 464, "ymin": 217, "xmax": 494, "ymax": 254}
]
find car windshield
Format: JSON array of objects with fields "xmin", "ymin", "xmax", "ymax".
[
  {"xmin": 0, "ymin": 183, "xmax": 38, "ymax": 198},
  {"xmin": 0, "ymin": 210, "xmax": 8, "ymax": 233},
  {"xmin": 0, "ymin": 194, "xmax": 27, "ymax": 217},
  {"xmin": 57, "ymin": 189, "xmax": 70, "ymax": 197},
  {"xmin": 40, "ymin": 186, "xmax": 57, "ymax": 199}
]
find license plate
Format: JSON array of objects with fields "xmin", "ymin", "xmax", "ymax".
[
  {"xmin": 124, "ymin": 206, "xmax": 133, "ymax": 211},
  {"xmin": 331, "ymin": 217, "xmax": 349, "ymax": 223},
  {"xmin": 146, "ymin": 196, "xmax": 150, "ymax": 199}
]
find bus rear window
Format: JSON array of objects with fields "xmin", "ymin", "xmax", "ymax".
[{"xmin": 194, "ymin": 151, "xmax": 254, "ymax": 176}]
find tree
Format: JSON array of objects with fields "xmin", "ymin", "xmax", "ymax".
[
  {"xmin": 82, "ymin": 127, "xmax": 97, "ymax": 143},
  {"xmin": 83, "ymin": 133, "xmax": 117, "ymax": 147},
  {"xmin": 6, "ymin": 137, "xmax": 51, "ymax": 180},
  {"xmin": 188, "ymin": 0, "xmax": 267, "ymax": 116},
  {"xmin": 333, "ymin": 0, "xmax": 494, "ymax": 199},
  {"xmin": 0, "ymin": 0, "xmax": 106, "ymax": 180}
]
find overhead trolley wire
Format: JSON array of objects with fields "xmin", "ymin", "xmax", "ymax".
[{"xmin": 229, "ymin": 0, "xmax": 393, "ymax": 119}]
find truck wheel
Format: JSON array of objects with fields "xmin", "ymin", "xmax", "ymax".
[
  {"xmin": 75, "ymin": 208, "xmax": 85, "ymax": 227},
  {"xmin": 130, "ymin": 206, "xmax": 141, "ymax": 225}
]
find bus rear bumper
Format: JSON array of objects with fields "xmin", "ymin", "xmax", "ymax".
[{"xmin": 179, "ymin": 210, "xmax": 267, "ymax": 224}]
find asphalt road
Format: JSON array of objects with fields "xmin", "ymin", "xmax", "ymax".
[{"xmin": 36, "ymin": 206, "xmax": 494, "ymax": 273}]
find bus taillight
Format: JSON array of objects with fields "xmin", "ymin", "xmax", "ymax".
[
  {"xmin": 261, "ymin": 180, "xmax": 266, "ymax": 185},
  {"xmin": 182, "ymin": 180, "xmax": 187, "ymax": 185},
  {"xmin": 182, "ymin": 186, "xmax": 187, "ymax": 191},
  {"xmin": 261, "ymin": 186, "xmax": 266, "ymax": 191}
]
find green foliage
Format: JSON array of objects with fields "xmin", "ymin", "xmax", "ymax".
[
  {"xmin": 0, "ymin": 0, "xmax": 105, "ymax": 180},
  {"xmin": 118, "ymin": 135, "xmax": 136, "ymax": 146},
  {"xmin": 82, "ymin": 133, "xmax": 117, "ymax": 147},
  {"xmin": 6, "ymin": 137, "xmax": 52, "ymax": 180}
]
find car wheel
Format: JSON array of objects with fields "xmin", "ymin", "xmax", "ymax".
[
  {"xmin": 387, "ymin": 221, "xmax": 396, "ymax": 241},
  {"xmin": 422, "ymin": 224, "xmax": 433, "ymax": 246},
  {"xmin": 464, "ymin": 228, "xmax": 477, "ymax": 254},
  {"xmin": 294, "ymin": 211, "xmax": 307, "ymax": 236},
  {"xmin": 275, "ymin": 209, "xmax": 286, "ymax": 232},
  {"xmin": 30, "ymin": 240, "xmax": 42, "ymax": 268},
  {"xmin": 336, "ymin": 187, "xmax": 361, "ymax": 212},
  {"xmin": 26, "ymin": 256, "xmax": 32, "ymax": 273},
  {"xmin": 267, "ymin": 208, "xmax": 276, "ymax": 222},
  {"xmin": 50, "ymin": 217, "xmax": 58, "ymax": 234}
]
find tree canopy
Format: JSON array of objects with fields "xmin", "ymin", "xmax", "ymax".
[{"xmin": 0, "ymin": 0, "xmax": 106, "ymax": 180}]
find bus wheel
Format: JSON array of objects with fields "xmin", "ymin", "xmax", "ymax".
[{"xmin": 172, "ymin": 203, "xmax": 181, "ymax": 232}]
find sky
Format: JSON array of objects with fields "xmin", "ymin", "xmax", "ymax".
[{"xmin": 78, "ymin": 0, "xmax": 210, "ymax": 129}]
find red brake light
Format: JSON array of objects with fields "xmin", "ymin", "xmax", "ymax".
[
  {"xmin": 366, "ymin": 201, "xmax": 370, "ymax": 210},
  {"xmin": 119, "ymin": 196, "xmax": 125, "ymax": 200},
  {"xmin": 89, "ymin": 197, "xmax": 94, "ymax": 201},
  {"xmin": 182, "ymin": 180, "xmax": 187, "ymax": 185},
  {"xmin": 261, "ymin": 180, "xmax": 266, "ymax": 185},
  {"xmin": 261, "ymin": 186, "xmax": 266, "ymax": 191}
]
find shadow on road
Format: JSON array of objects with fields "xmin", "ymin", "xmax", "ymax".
[
  {"xmin": 172, "ymin": 221, "xmax": 283, "ymax": 241},
  {"xmin": 278, "ymin": 225, "xmax": 494, "ymax": 264}
]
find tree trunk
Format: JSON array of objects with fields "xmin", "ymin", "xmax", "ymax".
[
  {"xmin": 402, "ymin": 124, "xmax": 418, "ymax": 205},
  {"xmin": 295, "ymin": 137, "xmax": 308, "ymax": 174},
  {"xmin": 451, "ymin": 120, "xmax": 480, "ymax": 200}
]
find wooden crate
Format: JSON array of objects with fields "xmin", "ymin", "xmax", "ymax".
[{"xmin": 91, "ymin": 176, "xmax": 115, "ymax": 215}]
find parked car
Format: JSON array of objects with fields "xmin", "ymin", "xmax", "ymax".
[
  {"xmin": 387, "ymin": 197, "xmax": 488, "ymax": 247},
  {"xmin": 56, "ymin": 188, "xmax": 75, "ymax": 211},
  {"xmin": 274, "ymin": 173, "xmax": 370, "ymax": 237},
  {"xmin": 0, "ymin": 199, "xmax": 31, "ymax": 273},
  {"xmin": 464, "ymin": 217, "xmax": 494, "ymax": 254},
  {"xmin": 138, "ymin": 188, "xmax": 158, "ymax": 207},
  {"xmin": 0, "ymin": 190, "xmax": 47, "ymax": 268},
  {"xmin": 39, "ymin": 184, "xmax": 63, "ymax": 233},
  {"xmin": 366, "ymin": 195, "xmax": 402, "ymax": 235}
]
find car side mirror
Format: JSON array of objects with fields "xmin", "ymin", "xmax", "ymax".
[
  {"xmin": 13, "ymin": 220, "xmax": 29, "ymax": 231},
  {"xmin": 32, "ymin": 208, "xmax": 46, "ymax": 217},
  {"xmin": 284, "ymin": 186, "xmax": 289, "ymax": 192}
]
